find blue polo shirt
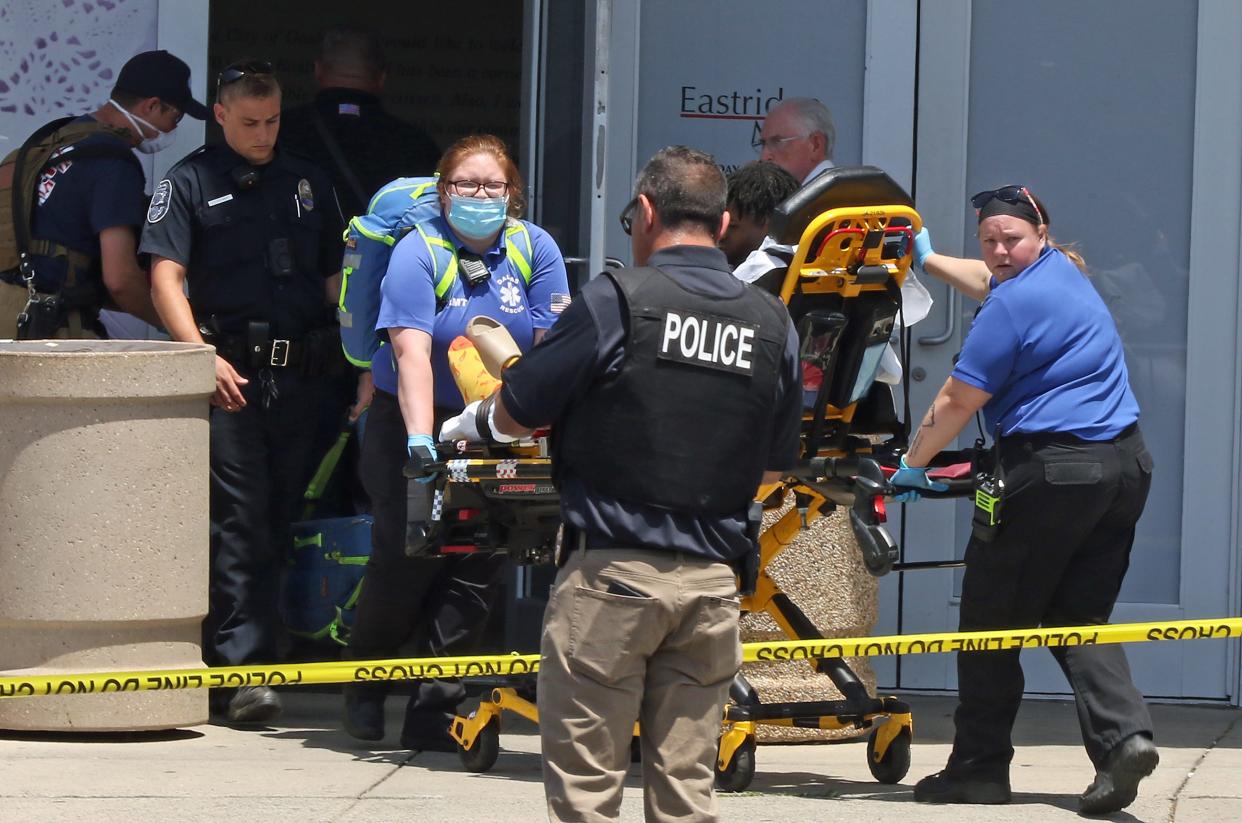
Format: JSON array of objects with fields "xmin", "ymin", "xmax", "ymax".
[
  {"xmin": 953, "ymin": 247, "xmax": 1139, "ymax": 440},
  {"xmin": 372, "ymin": 215, "xmax": 569, "ymax": 407},
  {"xmin": 500, "ymin": 245, "xmax": 803, "ymax": 563}
]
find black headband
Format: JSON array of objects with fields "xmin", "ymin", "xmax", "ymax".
[{"xmin": 977, "ymin": 197, "xmax": 1042, "ymax": 226}]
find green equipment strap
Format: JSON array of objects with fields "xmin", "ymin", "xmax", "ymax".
[
  {"xmin": 292, "ymin": 533, "xmax": 323, "ymax": 549},
  {"xmin": 325, "ymin": 551, "xmax": 369, "ymax": 566},
  {"xmin": 421, "ymin": 221, "xmax": 535, "ymax": 301},
  {"xmin": 300, "ymin": 427, "xmax": 353, "ymax": 520},
  {"xmin": 417, "ymin": 223, "xmax": 459, "ymax": 301}
]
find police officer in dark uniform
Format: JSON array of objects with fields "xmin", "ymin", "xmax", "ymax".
[
  {"xmin": 141, "ymin": 60, "xmax": 347, "ymax": 724},
  {"xmin": 279, "ymin": 25, "xmax": 441, "ymax": 506},
  {"xmin": 278, "ymin": 25, "xmax": 439, "ymax": 222},
  {"xmin": 439, "ymin": 146, "xmax": 803, "ymax": 821}
]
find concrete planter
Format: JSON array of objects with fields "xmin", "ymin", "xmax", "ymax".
[
  {"xmin": 0, "ymin": 341, "xmax": 215, "ymax": 731},
  {"xmin": 740, "ymin": 505, "xmax": 878, "ymax": 743}
]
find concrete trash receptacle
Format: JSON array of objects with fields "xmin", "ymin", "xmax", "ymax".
[
  {"xmin": 0, "ymin": 340, "xmax": 215, "ymax": 731},
  {"xmin": 740, "ymin": 502, "xmax": 879, "ymax": 743}
]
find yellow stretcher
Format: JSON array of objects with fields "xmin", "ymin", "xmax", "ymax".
[{"xmin": 413, "ymin": 167, "xmax": 975, "ymax": 791}]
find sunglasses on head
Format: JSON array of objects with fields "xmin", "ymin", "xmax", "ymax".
[
  {"xmin": 217, "ymin": 60, "xmax": 274, "ymax": 91},
  {"xmin": 970, "ymin": 185, "xmax": 1043, "ymax": 226},
  {"xmin": 619, "ymin": 197, "xmax": 638, "ymax": 236}
]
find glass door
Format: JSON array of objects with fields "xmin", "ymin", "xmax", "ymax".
[{"xmin": 903, "ymin": 0, "xmax": 1242, "ymax": 700}]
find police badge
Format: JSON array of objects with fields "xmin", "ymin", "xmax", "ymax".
[{"xmin": 297, "ymin": 178, "xmax": 315, "ymax": 212}]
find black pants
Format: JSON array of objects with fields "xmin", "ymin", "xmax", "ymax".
[
  {"xmin": 949, "ymin": 424, "xmax": 1155, "ymax": 779},
  {"xmin": 348, "ymin": 389, "xmax": 505, "ymax": 725},
  {"xmin": 206, "ymin": 369, "xmax": 331, "ymax": 666}
]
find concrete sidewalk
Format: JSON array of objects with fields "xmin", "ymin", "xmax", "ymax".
[{"xmin": 1, "ymin": 690, "xmax": 1238, "ymax": 822}]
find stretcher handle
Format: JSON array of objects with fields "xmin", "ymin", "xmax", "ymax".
[
  {"xmin": 809, "ymin": 456, "xmax": 974, "ymax": 499},
  {"xmin": 403, "ymin": 452, "xmax": 447, "ymax": 481}
]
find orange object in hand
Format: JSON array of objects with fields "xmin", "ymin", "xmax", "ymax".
[{"xmin": 447, "ymin": 336, "xmax": 502, "ymax": 405}]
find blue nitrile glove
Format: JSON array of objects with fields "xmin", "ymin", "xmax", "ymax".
[
  {"xmin": 406, "ymin": 433, "xmax": 437, "ymax": 484},
  {"xmin": 890, "ymin": 455, "xmax": 949, "ymax": 502},
  {"xmin": 913, "ymin": 227, "xmax": 934, "ymax": 268}
]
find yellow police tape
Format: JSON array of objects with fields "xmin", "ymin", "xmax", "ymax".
[{"xmin": 2, "ymin": 617, "xmax": 1239, "ymax": 699}]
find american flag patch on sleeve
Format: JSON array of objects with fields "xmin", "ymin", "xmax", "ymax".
[{"xmin": 550, "ymin": 293, "xmax": 572, "ymax": 314}]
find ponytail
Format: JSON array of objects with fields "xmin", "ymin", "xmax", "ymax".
[{"xmin": 1047, "ymin": 234, "xmax": 1087, "ymax": 274}]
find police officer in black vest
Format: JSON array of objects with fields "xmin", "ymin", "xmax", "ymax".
[
  {"xmin": 439, "ymin": 145, "xmax": 802, "ymax": 820},
  {"xmin": 140, "ymin": 61, "xmax": 346, "ymax": 724}
]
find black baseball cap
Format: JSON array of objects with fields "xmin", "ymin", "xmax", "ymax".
[{"xmin": 114, "ymin": 50, "xmax": 209, "ymax": 120}]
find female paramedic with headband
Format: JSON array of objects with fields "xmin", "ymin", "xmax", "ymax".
[
  {"xmin": 891, "ymin": 186, "xmax": 1158, "ymax": 814},
  {"xmin": 342, "ymin": 134, "xmax": 569, "ymax": 751}
]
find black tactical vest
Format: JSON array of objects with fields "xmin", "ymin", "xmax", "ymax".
[
  {"xmin": 555, "ymin": 266, "xmax": 790, "ymax": 515},
  {"xmin": 181, "ymin": 147, "xmax": 331, "ymax": 338}
]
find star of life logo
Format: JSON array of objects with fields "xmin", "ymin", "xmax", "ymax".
[{"xmin": 497, "ymin": 273, "xmax": 525, "ymax": 314}]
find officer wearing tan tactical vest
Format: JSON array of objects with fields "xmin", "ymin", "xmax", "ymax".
[
  {"xmin": 0, "ymin": 50, "xmax": 204, "ymax": 338},
  {"xmin": 439, "ymin": 145, "xmax": 803, "ymax": 821}
]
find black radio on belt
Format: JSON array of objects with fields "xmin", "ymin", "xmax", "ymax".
[
  {"xmin": 971, "ymin": 429, "xmax": 1005, "ymax": 543},
  {"xmin": 458, "ymin": 251, "xmax": 490, "ymax": 286}
]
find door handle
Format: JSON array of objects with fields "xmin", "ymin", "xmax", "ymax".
[{"xmin": 917, "ymin": 285, "xmax": 959, "ymax": 346}]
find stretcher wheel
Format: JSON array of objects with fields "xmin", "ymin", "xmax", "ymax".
[
  {"xmin": 458, "ymin": 717, "xmax": 501, "ymax": 773},
  {"xmin": 714, "ymin": 737, "xmax": 756, "ymax": 793},
  {"xmin": 866, "ymin": 726, "xmax": 911, "ymax": 784}
]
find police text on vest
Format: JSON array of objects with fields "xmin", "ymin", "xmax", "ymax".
[{"xmin": 658, "ymin": 310, "xmax": 758, "ymax": 376}]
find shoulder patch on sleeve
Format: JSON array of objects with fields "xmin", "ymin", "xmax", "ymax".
[{"xmin": 147, "ymin": 179, "xmax": 172, "ymax": 224}]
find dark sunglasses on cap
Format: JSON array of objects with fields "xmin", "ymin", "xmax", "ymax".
[
  {"xmin": 217, "ymin": 60, "xmax": 275, "ymax": 91},
  {"xmin": 619, "ymin": 197, "xmax": 638, "ymax": 236},
  {"xmin": 970, "ymin": 184, "xmax": 1044, "ymax": 226}
]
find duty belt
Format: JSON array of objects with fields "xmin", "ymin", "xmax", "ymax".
[
  {"xmin": 1001, "ymin": 421, "xmax": 1140, "ymax": 452},
  {"xmin": 210, "ymin": 334, "xmax": 306, "ymax": 370}
]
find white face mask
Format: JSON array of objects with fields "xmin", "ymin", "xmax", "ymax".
[{"xmin": 109, "ymin": 98, "xmax": 177, "ymax": 154}]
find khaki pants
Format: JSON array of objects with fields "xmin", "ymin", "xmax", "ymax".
[
  {"xmin": 0, "ymin": 281, "xmax": 99, "ymax": 339},
  {"xmin": 538, "ymin": 546, "xmax": 741, "ymax": 823}
]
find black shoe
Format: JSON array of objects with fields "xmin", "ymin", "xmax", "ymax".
[
  {"xmin": 913, "ymin": 770, "xmax": 1012, "ymax": 804},
  {"xmin": 343, "ymin": 685, "xmax": 386, "ymax": 742},
  {"xmin": 1079, "ymin": 734, "xmax": 1159, "ymax": 815},
  {"xmin": 400, "ymin": 709, "xmax": 458, "ymax": 753},
  {"xmin": 227, "ymin": 686, "xmax": 282, "ymax": 724}
]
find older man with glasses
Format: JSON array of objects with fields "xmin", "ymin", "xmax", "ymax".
[
  {"xmin": 735, "ymin": 98, "xmax": 839, "ymax": 287},
  {"xmin": 753, "ymin": 97, "xmax": 837, "ymax": 185},
  {"xmin": 735, "ymin": 97, "xmax": 932, "ymax": 390}
]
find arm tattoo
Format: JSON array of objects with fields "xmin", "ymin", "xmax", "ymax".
[{"xmin": 908, "ymin": 427, "xmax": 924, "ymax": 457}]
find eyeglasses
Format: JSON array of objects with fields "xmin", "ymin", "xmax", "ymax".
[
  {"xmin": 446, "ymin": 179, "xmax": 509, "ymax": 197},
  {"xmin": 970, "ymin": 185, "xmax": 1043, "ymax": 226},
  {"xmin": 619, "ymin": 197, "xmax": 638, "ymax": 235},
  {"xmin": 751, "ymin": 133, "xmax": 807, "ymax": 152},
  {"xmin": 217, "ymin": 60, "xmax": 274, "ymax": 92}
]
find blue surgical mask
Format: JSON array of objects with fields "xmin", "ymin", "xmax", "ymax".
[{"xmin": 447, "ymin": 194, "xmax": 509, "ymax": 241}]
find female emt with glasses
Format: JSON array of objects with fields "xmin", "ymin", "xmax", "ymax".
[
  {"xmin": 342, "ymin": 134, "xmax": 569, "ymax": 750},
  {"xmin": 891, "ymin": 187, "xmax": 1158, "ymax": 814}
]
